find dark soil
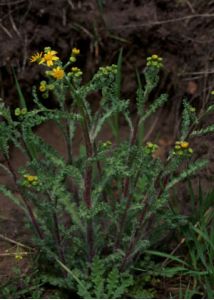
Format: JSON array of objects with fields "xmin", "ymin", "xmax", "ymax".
[{"xmin": 0, "ymin": 0, "xmax": 214, "ymax": 297}]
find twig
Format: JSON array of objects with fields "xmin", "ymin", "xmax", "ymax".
[
  {"xmin": 0, "ymin": 251, "xmax": 33, "ymax": 257},
  {"xmin": 143, "ymin": 108, "xmax": 162, "ymax": 142},
  {"xmin": 182, "ymin": 69, "xmax": 214, "ymax": 76},
  {"xmin": 0, "ymin": 23, "xmax": 13, "ymax": 38},
  {"xmin": 9, "ymin": 6, "xmax": 21, "ymax": 37},
  {"xmin": 0, "ymin": 233, "xmax": 34, "ymax": 250},
  {"xmin": 108, "ymin": 14, "xmax": 214, "ymax": 30},
  {"xmin": 186, "ymin": 1, "xmax": 195, "ymax": 13},
  {"xmin": 0, "ymin": 0, "xmax": 26, "ymax": 5},
  {"xmin": 67, "ymin": 0, "xmax": 75, "ymax": 9}
]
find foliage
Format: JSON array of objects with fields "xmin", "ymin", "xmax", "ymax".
[
  {"xmin": 1, "ymin": 49, "xmax": 214, "ymax": 298},
  {"xmin": 141, "ymin": 184, "xmax": 214, "ymax": 299}
]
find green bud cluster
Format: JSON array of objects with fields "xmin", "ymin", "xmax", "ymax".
[
  {"xmin": 100, "ymin": 140, "xmax": 112, "ymax": 150},
  {"xmin": 44, "ymin": 47, "xmax": 51, "ymax": 53},
  {"xmin": 68, "ymin": 67, "xmax": 83, "ymax": 78},
  {"xmin": 22, "ymin": 174, "xmax": 39, "ymax": 187},
  {"xmin": 173, "ymin": 141, "xmax": 193, "ymax": 157},
  {"xmin": 69, "ymin": 48, "xmax": 80, "ymax": 64},
  {"xmin": 98, "ymin": 64, "xmax": 118, "ymax": 76},
  {"xmin": 15, "ymin": 107, "xmax": 27, "ymax": 117},
  {"xmin": 189, "ymin": 105, "xmax": 196, "ymax": 113},
  {"xmin": 145, "ymin": 142, "xmax": 158, "ymax": 154},
  {"xmin": 146, "ymin": 54, "xmax": 163, "ymax": 68}
]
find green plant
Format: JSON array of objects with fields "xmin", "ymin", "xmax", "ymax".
[
  {"xmin": 141, "ymin": 185, "xmax": 214, "ymax": 298},
  {"xmin": 0, "ymin": 267, "xmax": 57, "ymax": 299},
  {"xmin": 180, "ymin": 185, "xmax": 214, "ymax": 298},
  {"xmin": 1, "ymin": 48, "xmax": 214, "ymax": 297}
]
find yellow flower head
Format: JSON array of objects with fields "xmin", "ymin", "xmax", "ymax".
[
  {"xmin": 39, "ymin": 50, "xmax": 59, "ymax": 67},
  {"xmin": 30, "ymin": 52, "xmax": 43, "ymax": 63},
  {"xmin": 27, "ymin": 175, "xmax": 35, "ymax": 182},
  {"xmin": 72, "ymin": 48, "xmax": 80, "ymax": 55},
  {"xmin": 51, "ymin": 66, "xmax": 65, "ymax": 80},
  {"xmin": 180, "ymin": 141, "xmax": 189, "ymax": 149}
]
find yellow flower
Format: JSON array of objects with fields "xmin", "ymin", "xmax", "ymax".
[
  {"xmin": 27, "ymin": 175, "xmax": 35, "ymax": 182},
  {"xmin": 30, "ymin": 52, "xmax": 43, "ymax": 63},
  {"xmin": 39, "ymin": 50, "xmax": 59, "ymax": 67},
  {"xmin": 51, "ymin": 66, "xmax": 65, "ymax": 80},
  {"xmin": 72, "ymin": 48, "xmax": 80, "ymax": 55},
  {"xmin": 180, "ymin": 141, "xmax": 189, "ymax": 149}
]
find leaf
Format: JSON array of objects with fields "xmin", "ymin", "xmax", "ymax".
[
  {"xmin": 12, "ymin": 68, "xmax": 26, "ymax": 108},
  {"xmin": 112, "ymin": 273, "xmax": 133, "ymax": 299},
  {"xmin": 144, "ymin": 250, "xmax": 189, "ymax": 267},
  {"xmin": 0, "ymin": 186, "xmax": 27, "ymax": 213},
  {"xmin": 191, "ymin": 125, "xmax": 214, "ymax": 137},
  {"xmin": 107, "ymin": 268, "xmax": 120, "ymax": 298},
  {"xmin": 55, "ymin": 257, "xmax": 92, "ymax": 298},
  {"xmin": 166, "ymin": 160, "xmax": 208, "ymax": 191},
  {"xmin": 91, "ymin": 257, "xmax": 106, "ymax": 298}
]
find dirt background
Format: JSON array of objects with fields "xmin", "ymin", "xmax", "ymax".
[{"xmin": 0, "ymin": 0, "xmax": 214, "ymax": 293}]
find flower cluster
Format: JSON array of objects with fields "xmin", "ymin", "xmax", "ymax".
[
  {"xmin": 173, "ymin": 141, "xmax": 193, "ymax": 156},
  {"xmin": 30, "ymin": 47, "xmax": 82, "ymax": 91},
  {"xmin": 145, "ymin": 142, "xmax": 158, "ymax": 154},
  {"xmin": 23, "ymin": 174, "xmax": 39, "ymax": 187},
  {"xmin": 30, "ymin": 48, "xmax": 60, "ymax": 67},
  {"xmin": 146, "ymin": 54, "xmax": 163, "ymax": 68},
  {"xmin": 15, "ymin": 107, "xmax": 27, "ymax": 117}
]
